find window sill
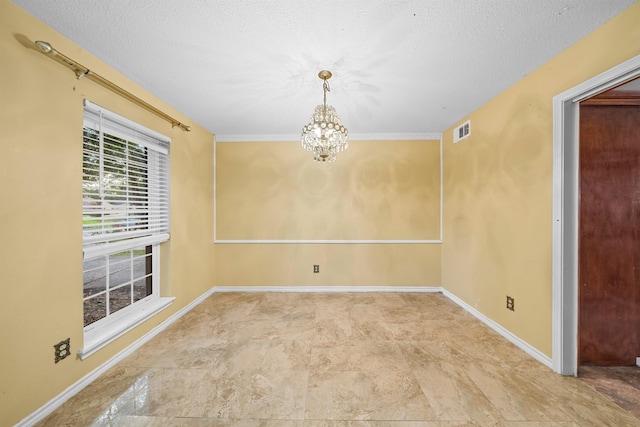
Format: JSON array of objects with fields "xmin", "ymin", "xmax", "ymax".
[{"xmin": 79, "ymin": 297, "xmax": 175, "ymax": 360}]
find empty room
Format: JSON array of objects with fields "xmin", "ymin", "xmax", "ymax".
[{"xmin": 2, "ymin": 1, "xmax": 640, "ymax": 426}]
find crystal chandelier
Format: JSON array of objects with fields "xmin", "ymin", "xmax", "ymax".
[{"xmin": 301, "ymin": 70, "xmax": 349, "ymax": 162}]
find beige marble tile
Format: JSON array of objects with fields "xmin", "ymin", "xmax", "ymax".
[
  {"xmin": 304, "ymin": 422, "xmax": 439, "ymax": 427},
  {"xmin": 454, "ymin": 423, "xmax": 549, "ymax": 427},
  {"xmin": 506, "ymin": 422, "xmax": 583, "ymax": 427},
  {"xmin": 223, "ymin": 318, "xmax": 282, "ymax": 342},
  {"xmin": 109, "ymin": 415, "xmax": 174, "ymax": 426},
  {"xmin": 204, "ymin": 300, "xmax": 261, "ymax": 325},
  {"xmin": 314, "ymin": 312, "xmax": 354, "ymax": 346},
  {"xmin": 305, "ymin": 370, "xmax": 434, "ymax": 421},
  {"xmin": 465, "ymin": 362, "xmax": 571, "ymax": 423},
  {"xmin": 371, "ymin": 292, "xmax": 412, "ymax": 309},
  {"xmin": 397, "ymin": 336, "xmax": 484, "ymax": 366},
  {"xmin": 266, "ymin": 316, "xmax": 317, "ymax": 341},
  {"xmin": 36, "ymin": 366, "xmax": 149, "ymax": 426},
  {"xmin": 411, "ymin": 362, "xmax": 501, "ymax": 423},
  {"xmin": 37, "ymin": 292, "xmax": 640, "ymax": 427},
  {"xmin": 320, "ymin": 293, "xmax": 376, "ymax": 306},
  {"xmin": 135, "ymin": 368, "xmax": 219, "ymax": 418},
  {"xmin": 313, "ymin": 294, "xmax": 360, "ymax": 318},
  {"xmin": 172, "ymin": 419, "xmax": 306, "ymax": 426},
  {"xmin": 400, "ymin": 292, "xmax": 446, "ymax": 305},
  {"xmin": 474, "ymin": 333, "xmax": 533, "ymax": 368},
  {"xmin": 207, "ymin": 320, "xmax": 241, "ymax": 341},
  {"xmin": 209, "ymin": 339, "xmax": 271, "ymax": 378},
  {"xmin": 198, "ymin": 293, "xmax": 262, "ymax": 314},
  {"xmin": 377, "ymin": 293, "xmax": 457, "ymax": 323},
  {"xmin": 314, "ymin": 297, "xmax": 352, "ymax": 317},
  {"xmin": 262, "ymin": 339, "xmax": 312, "ymax": 372},
  {"xmin": 232, "ymin": 369, "xmax": 308, "ymax": 419},
  {"xmin": 398, "ymin": 296, "xmax": 469, "ymax": 322},
  {"xmin": 122, "ymin": 336, "xmax": 227, "ymax": 369},
  {"xmin": 251, "ymin": 292, "xmax": 318, "ymax": 319},
  {"xmin": 203, "ymin": 369, "xmax": 309, "ymax": 420},
  {"xmin": 310, "ymin": 340, "xmax": 409, "ymax": 371},
  {"xmin": 379, "ymin": 305, "xmax": 441, "ymax": 324},
  {"xmin": 386, "ymin": 320, "xmax": 439, "ymax": 341},
  {"xmin": 349, "ymin": 306, "xmax": 396, "ymax": 341},
  {"xmin": 223, "ymin": 299, "xmax": 316, "ymax": 342}
]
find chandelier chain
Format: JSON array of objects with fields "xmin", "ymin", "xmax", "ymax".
[{"xmin": 323, "ymin": 80, "xmax": 330, "ymax": 113}]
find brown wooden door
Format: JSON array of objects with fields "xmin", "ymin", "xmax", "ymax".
[{"xmin": 579, "ymin": 100, "xmax": 640, "ymax": 366}]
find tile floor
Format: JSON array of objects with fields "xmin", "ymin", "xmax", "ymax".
[{"xmin": 38, "ymin": 292, "xmax": 640, "ymax": 426}]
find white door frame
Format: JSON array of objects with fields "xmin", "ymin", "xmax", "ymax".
[{"xmin": 552, "ymin": 54, "xmax": 640, "ymax": 376}]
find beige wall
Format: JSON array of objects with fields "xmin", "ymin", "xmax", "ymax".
[
  {"xmin": 216, "ymin": 140, "xmax": 441, "ymax": 240},
  {"xmin": 0, "ymin": 2, "xmax": 214, "ymax": 425},
  {"xmin": 214, "ymin": 139, "xmax": 442, "ymax": 287},
  {"xmin": 441, "ymin": 2, "xmax": 640, "ymax": 357},
  {"xmin": 215, "ymin": 244, "xmax": 441, "ymax": 287}
]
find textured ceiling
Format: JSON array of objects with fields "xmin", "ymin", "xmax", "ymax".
[{"xmin": 12, "ymin": 0, "xmax": 637, "ymax": 140}]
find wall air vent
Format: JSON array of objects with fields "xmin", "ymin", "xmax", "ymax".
[{"xmin": 453, "ymin": 120, "xmax": 471, "ymax": 143}]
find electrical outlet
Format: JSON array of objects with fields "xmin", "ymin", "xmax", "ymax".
[
  {"xmin": 54, "ymin": 338, "xmax": 71, "ymax": 363},
  {"xmin": 313, "ymin": 265, "xmax": 319, "ymax": 273},
  {"xmin": 506, "ymin": 296, "xmax": 515, "ymax": 311}
]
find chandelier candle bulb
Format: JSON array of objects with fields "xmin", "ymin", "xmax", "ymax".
[{"xmin": 301, "ymin": 70, "xmax": 349, "ymax": 162}]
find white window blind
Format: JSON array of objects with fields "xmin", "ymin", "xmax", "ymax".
[{"xmin": 83, "ymin": 100, "xmax": 170, "ymax": 260}]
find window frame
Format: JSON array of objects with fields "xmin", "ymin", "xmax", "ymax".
[{"xmin": 79, "ymin": 100, "xmax": 174, "ymax": 359}]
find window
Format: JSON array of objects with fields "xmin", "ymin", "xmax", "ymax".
[
  {"xmin": 81, "ymin": 100, "xmax": 173, "ymax": 358},
  {"xmin": 82, "ymin": 246, "xmax": 153, "ymax": 326}
]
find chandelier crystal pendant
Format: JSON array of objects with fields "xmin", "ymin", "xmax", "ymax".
[{"xmin": 301, "ymin": 70, "xmax": 349, "ymax": 162}]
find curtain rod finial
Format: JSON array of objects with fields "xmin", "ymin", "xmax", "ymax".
[{"xmin": 35, "ymin": 40, "xmax": 55, "ymax": 54}]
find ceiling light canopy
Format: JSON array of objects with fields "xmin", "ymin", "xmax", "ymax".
[{"xmin": 301, "ymin": 70, "xmax": 348, "ymax": 163}]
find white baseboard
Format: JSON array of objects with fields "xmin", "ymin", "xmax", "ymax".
[
  {"xmin": 16, "ymin": 286, "xmax": 216, "ymax": 427},
  {"xmin": 20, "ymin": 285, "xmax": 553, "ymax": 426},
  {"xmin": 213, "ymin": 285, "xmax": 442, "ymax": 293},
  {"xmin": 442, "ymin": 289, "xmax": 553, "ymax": 369}
]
